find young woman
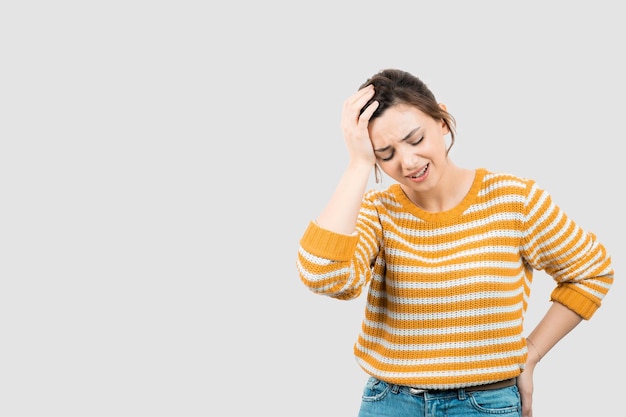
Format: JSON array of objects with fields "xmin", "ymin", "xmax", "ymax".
[{"xmin": 296, "ymin": 69, "xmax": 613, "ymax": 417}]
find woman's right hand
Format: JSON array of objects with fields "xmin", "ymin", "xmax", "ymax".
[
  {"xmin": 315, "ymin": 85, "xmax": 380, "ymax": 233},
  {"xmin": 340, "ymin": 84, "xmax": 380, "ymax": 167}
]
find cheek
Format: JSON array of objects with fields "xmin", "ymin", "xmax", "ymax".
[
  {"xmin": 377, "ymin": 161, "xmax": 401, "ymax": 178},
  {"xmin": 424, "ymin": 137, "xmax": 447, "ymax": 157}
]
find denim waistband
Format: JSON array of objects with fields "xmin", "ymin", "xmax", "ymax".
[{"xmin": 398, "ymin": 377, "xmax": 517, "ymax": 396}]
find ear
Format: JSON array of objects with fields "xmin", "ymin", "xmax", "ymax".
[{"xmin": 438, "ymin": 103, "xmax": 450, "ymax": 133}]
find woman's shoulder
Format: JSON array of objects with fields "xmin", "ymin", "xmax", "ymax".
[
  {"xmin": 479, "ymin": 168, "xmax": 537, "ymax": 188},
  {"xmin": 364, "ymin": 183, "xmax": 402, "ymax": 203},
  {"xmin": 475, "ymin": 168, "xmax": 547, "ymax": 203}
]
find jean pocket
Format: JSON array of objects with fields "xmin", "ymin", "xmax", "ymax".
[
  {"xmin": 467, "ymin": 386, "xmax": 521, "ymax": 414},
  {"xmin": 361, "ymin": 377, "xmax": 391, "ymax": 402}
]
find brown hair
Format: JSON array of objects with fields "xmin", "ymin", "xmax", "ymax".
[{"xmin": 359, "ymin": 69, "xmax": 457, "ymax": 182}]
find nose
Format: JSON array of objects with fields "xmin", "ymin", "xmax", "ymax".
[{"xmin": 401, "ymin": 151, "xmax": 419, "ymax": 171}]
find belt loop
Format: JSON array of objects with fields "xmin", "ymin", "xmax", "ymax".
[
  {"xmin": 457, "ymin": 388, "xmax": 467, "ymax": 400},
  {"xmin": 391, "ymin": 384, "xmax": 400, "ymax": 394}
]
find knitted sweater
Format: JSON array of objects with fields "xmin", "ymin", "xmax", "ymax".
[{"xmin": 296, "ymin": 168, "xmax": 613, "ymax": 389}]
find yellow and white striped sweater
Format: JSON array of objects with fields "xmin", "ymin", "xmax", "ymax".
[{"xmin": 296, "ymin": 169, "xmax": 613, "ymax": 389}]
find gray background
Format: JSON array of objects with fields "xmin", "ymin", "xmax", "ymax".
[{"xmin": 1, "ymin": 1, "xmax": 623, "ymax": 416}]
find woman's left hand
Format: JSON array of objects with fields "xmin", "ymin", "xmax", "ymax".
[{"xmin": 517, "ymin": 367, "xmax": 534, "ymax": 417}]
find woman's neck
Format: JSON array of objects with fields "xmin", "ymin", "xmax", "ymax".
[{"xmin": 402, "ymin": 164, "xmax": 475, "ymax": 213}]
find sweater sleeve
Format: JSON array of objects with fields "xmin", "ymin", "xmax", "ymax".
[
  {"xmin": 296, "ymin": 196, "xmax": 382, "ymax": 300},
  {"xmin": 521, "ymin": 181, "xmax": 614, "ymax": 319}
]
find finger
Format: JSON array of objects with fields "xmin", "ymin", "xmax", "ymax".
[
  {"xmin": 359, "ymin": 100, "xmax": 379, "ymax": 124},
  {"xmin": 521, "ymin": 392, "xmax": 532, "ymax": 417},
  {"xmin": 352, "ymin": 84, "xmax": 375, "ymax": 103},
  {"xmin": 345, "ymin": 85, "xmax": 375, "ymax": 111}
]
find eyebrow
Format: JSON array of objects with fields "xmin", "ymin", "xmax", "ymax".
[{"xmin": 374, "ymin": 126, "xmax": 421, "ymax": 153}]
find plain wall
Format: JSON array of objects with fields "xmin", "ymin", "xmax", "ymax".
[{"xmin": 1, "ymin": 1, "xmax": 623, "ymax": 416}]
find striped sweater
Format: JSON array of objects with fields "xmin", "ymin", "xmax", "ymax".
[{"xmin": 296, "ymin": 168, "xmax": 613, "ymax": 389}]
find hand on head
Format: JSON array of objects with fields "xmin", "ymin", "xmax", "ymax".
[{"xmin": 340, "ymin": 84, "xmax": 379, "ymax": 167}]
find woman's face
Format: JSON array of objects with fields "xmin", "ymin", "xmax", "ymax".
[{"xmin": 368, "ymin": 104, "xmax": 450, "ymax": 193}]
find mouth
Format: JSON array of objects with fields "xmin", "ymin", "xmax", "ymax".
[{"xmin": 407, "ymin": 163, "xmax": 429, "ymax": 179}]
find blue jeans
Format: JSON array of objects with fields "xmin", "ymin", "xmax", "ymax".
[{"xmin": 358, "ymin": 377, "xmax": 521, "ymax": 417}]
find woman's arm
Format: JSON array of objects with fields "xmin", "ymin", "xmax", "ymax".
[
  {"xmin": 316, "ymin": 85, "xmax": 379, "ymax": 235},
  {"xmin": 526, "ymin": 301, "xmax": 583, "ymax": 363},
  {"xmin": 518, "ymin": 302, "xmax": 583, "ymax": 417}
]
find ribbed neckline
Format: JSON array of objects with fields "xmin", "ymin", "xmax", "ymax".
[{"xmin": 390, "ymin": 168, "xmax": 486, "ymax": 224}]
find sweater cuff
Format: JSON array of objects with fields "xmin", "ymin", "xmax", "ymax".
[
  {"xmin": 550, "ymin": 284, "xmax": 601, "ymax": 320},
  {"xmin": 299, "ymin": 221, "xmax": 359, "ymax": 261}
]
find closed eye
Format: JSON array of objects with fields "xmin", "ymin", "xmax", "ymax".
[
  {"xmin": 375, "ymin": 128, "xmax": 422, "ymax": 161},
  {"xmin": 379, "ymin": 151, "xmax": 394, "ymax": 162},
  {"xmin": 410, "ymin": 136, "xmax": 424, "ymax": 146},
  {"xmin": 374, "ymin": 145, "xmax": 394, "ymax": 161}
]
